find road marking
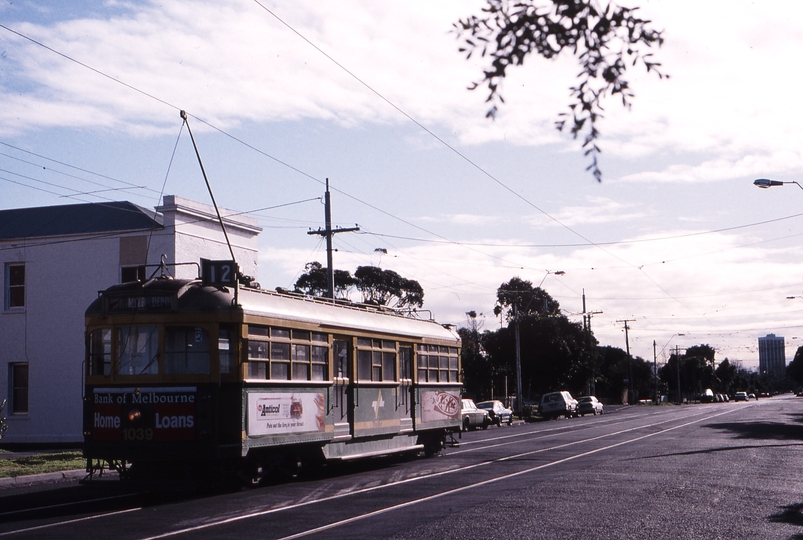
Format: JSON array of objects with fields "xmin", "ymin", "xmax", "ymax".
[
  {"xmin": 0, "ymin": 492, "xmax": 143, "ymax": 518},
  {"xmin": 0, "ymin": 508, "xmax": 140, "ymax": 537},
  {"xmin": 138, "ymin": 407, "xmax": 737, "ymax": 539},
  {"xmin": 274, "ymin": 408, "xmax": 739, "ymax": 540}
]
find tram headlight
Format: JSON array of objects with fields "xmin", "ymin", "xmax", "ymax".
[{"xmin": 128, "ymin": 408, "xmax": 142, "ymax": 422}]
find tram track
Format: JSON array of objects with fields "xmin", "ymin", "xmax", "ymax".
[
  {"xmin": 136, "ymin": 406, "xmax": 742, "ymax": 539},
  {"xmin": 0, "ymin": 404, "xmax": 756, "ymax": 538}
]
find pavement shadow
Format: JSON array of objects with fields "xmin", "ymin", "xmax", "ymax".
[
  {"xmin": 706, "ymin": 419, "xmax": 803, "ymax": 441},
  {"xmin": 768, "ymin": 502, "xmax": 803, "ymax": 539}
]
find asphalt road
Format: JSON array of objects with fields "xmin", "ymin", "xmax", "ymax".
[{"xmin": 2, "ymin": 396, "xmax": 803, "ymax": 539}]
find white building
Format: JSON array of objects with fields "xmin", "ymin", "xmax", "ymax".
[
  {"xmin": 758, "ymin": 333, "xmax": 786, "ymax": 379},
  {"xmin": 0, "ymin": 196, "xmax": 261, "ymax": 444}
]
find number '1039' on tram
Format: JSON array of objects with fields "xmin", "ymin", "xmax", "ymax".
[{"xmin": 82, "ymin": 269, "xmax": 462, "ymax": 481}]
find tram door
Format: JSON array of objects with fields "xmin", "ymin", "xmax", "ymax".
[
  {"xmin": 331, "ymin": 339, "xmax": 351, "ymax": 439},
  {"xmin": 399, "ymin": 346, "xmax": 415, "ymax": 431}
]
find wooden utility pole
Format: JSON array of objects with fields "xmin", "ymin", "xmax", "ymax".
[
  {"xmin": 617, "ymin": 319, "xmax": 636, "ymax": 404},
  {"xmin": 581, "ymin": 290, "xmax": 602, "ymax": 395},
  {"xmin": 307, "ymin": 179, "xmax": 359, "ymax": 299}
]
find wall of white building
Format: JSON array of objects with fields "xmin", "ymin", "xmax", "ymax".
[{"xmin": 0, "ymin": 196, "xmax": 260, "ymax": 444}]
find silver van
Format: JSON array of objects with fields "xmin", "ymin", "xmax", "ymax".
[{"xmin": 539, "ymin": 391, "xmax": 578, "ymax": 419}]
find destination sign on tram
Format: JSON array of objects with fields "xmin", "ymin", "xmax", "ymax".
[{"xmin": 107, "ymin": 295, "xmax": 173, "ymax": 312}]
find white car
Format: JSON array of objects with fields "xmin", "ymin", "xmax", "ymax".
[
  {"xmin": 539, "ymin": 391, "xmax": 578, "ymax": 419},
  {"xmin": 461, "ymin": 399, "xmax": 490, "ymax": 431},
  {"xmin": 577, "ymin": 396, "xmax": 603, "ymax": 416}
]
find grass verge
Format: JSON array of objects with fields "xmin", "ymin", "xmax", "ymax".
[{"xmin": 0, "ymin": 452, "xmax": 84, "ymax": 478}]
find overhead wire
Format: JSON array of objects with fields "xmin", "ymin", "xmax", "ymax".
[{"xmin": 0, "ymin": 17, "xmax": 793, "ymax": 355}]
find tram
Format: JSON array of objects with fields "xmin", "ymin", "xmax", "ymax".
[{"xmin": 82, "ymin": 262, "xmax": 462, "ymax": 482}]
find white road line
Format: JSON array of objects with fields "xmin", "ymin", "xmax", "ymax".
[
  {"xmin": 275, "ymin": 408, "xmax": 738, "ymax": 540},
  {"xmin": 0, "ymin": 493, "xmax": 143, "ymax": 518},
  {"xmin": 0, "ymin": 508, "xmax": 141, "ymax": 537},
  {"xmin": 139, "ymin": 407, "xmax": 737, "ymax": 540}
]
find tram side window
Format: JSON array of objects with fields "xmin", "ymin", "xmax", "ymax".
[
  {"xmin": 357, "ymin": 338, "xmax": 396, "ymax": 381},
  {"xmin": 247, "ymin": 325, "xmax": 329, "ymax": 381},
  {"xmin": 118, "ymin": 326, "xmax": 159, "ymax": 376},
  {"xmin": 312, "ymin": 342, "xmax": 328, "ymax": 381},
  {"xmin": 417, "ymin": 352, "xmax": 427, "ymax": 382},
  {"xmin": 450, "ymin": 347, "xmax": 459, "ymax": 382},
  {"xmin": 416, "ymin": 344, "xmax": 459, "ymax": 382},
  {"xmin": 89, "ymin": 328, "xmax": 112, "ymax": 376},
  {"xmin": 164, "ymin": 327, "xmax": 210, "ymax": 374},
  {"xmin": 247, "ymin": 340, "xmax": 268, "ymax": 379}
]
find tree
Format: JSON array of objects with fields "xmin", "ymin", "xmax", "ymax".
[
  {"xmin": 493, "ymin": 277, "xmax": 560, "ymax": 321},
  {"xmin": 787, "ymin": 346, "xmax": 803, "ymax": 387},
  {"xmin": 715, "ymin": 358, "xmax": 738, "ymax": 394},
  {"xmin": 482, "ymin": 283, "xmax": 594, "ymax": 401},
  {"xmin": 658, "ymin": 344, "xmax": 717, "ymax": 401},
  {"xmin": 293, "ymin": 261, "xmax": 356, "ymax": 299},
  {"xmin": 354, "ymin": 266, "xmax": 424, "ymax": 308},
  {"xmin": 459, "ymin": 312, "xmax": 492, "ymax": 399},
  {"xmin": 455, "ymin": 0, "xmax": 666, "ymax": 181}
]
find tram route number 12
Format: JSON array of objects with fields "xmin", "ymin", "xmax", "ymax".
[{"xmin": 201, "ymin": 258, "xmax": 238, "ymax": 287}]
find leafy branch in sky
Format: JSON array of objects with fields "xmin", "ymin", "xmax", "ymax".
[{"xmin": 455, "ymin": 0, "xmax": 667, "ymax": 181}]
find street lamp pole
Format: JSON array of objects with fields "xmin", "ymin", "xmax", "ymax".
[
  {"xmin": 754, "ymin": 178, "xmax": 803, "ymax": 191},
  {"xmin": 656, "ymin": 333, "xmax": 684, "ymax": 404},
  {"xmin": 513, "ymin": 301, "xmax": 522, "ymax": 418},
  {"xmin": 538, "ymin": 270, "xmax": 565, "ymax": 288}
]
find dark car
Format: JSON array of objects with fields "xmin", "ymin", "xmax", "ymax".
[
  {"xmin": 477, "ymin": 400, "xmax": 513, "ymax": 426},
  {"xmin": 577, "ymin": 396, "xmax": 604, "ymax": 416}
]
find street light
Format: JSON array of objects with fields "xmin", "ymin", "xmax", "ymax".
[
  {"xmin": 754, "ymin": 178, "xmax": 803, "ymax": 191},
  {"xmin": 538, "ymin": 270, "xmax": 565, "ymax": 288}
]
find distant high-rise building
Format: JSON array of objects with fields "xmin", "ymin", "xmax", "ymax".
[{"xmin": 758, "ymin": 334, "xmax": 786, "ymax": 378}]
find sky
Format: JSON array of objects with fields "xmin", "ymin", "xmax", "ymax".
[{"xmin": 3, "ymin": 0, "xmax": 803, "ymax": 370}]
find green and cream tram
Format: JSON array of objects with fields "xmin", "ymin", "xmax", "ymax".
[{"xmin": 83, "ymin": 271, "xmax": 462, "ymax": 481}]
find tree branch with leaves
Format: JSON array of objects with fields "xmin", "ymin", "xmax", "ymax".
[{"xmin": 455, "ymin": 0, "xmax": 667, "ymax": 181}]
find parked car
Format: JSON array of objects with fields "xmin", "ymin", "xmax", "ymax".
[
  {"xmin": 477, "ymin": 400, "xmax": 513, "ymax": 426},
  {"xmin": 734, "ymin": 391, "xmax": 748, "ymax": 401},
  {"xmin": 539, "ymin": 391, "xmax": 578, "ymax": 419},
  {"xmin": 577, "ymin": 396, "xmax": 603, "ymax": 416},
  {"xmin": 461, "ymin": 398, "xmax": 490, "ymax": 431},
  {"xmin": 748, "ymin": 393, "xmax": 757, "ymax": 400}
]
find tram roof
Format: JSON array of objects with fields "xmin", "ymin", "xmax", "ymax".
[
  {"xmin": 88, "ymin": 278, "xmax": 460, "ymax": 343},
  {"xmin": 239, "ymin": 287, "xmax": 460, "ymax": 343}
]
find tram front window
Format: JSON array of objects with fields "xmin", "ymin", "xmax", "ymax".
[
  {"xmin": 118, "ymin": 326, "xmax": 159, "ymax": 376},
  {"xmin": 219, "ymin": 326, "xmax": 235, "ymax": 374},
  {"xmin": 164, "ymin": 327, "xmax": 210, "ymax": 374},
  {"xmin": 89, "ymin": 328, "xmax": 112, "ymax": 376}
]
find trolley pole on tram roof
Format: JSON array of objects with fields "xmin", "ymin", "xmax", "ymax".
[{"xmin": 308, "ymin": 179, "xmax": 359, "ymax": 299}]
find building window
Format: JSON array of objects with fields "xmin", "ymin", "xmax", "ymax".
[
  {"xmin": 9, "ymin": 363, "xmax": 28, "ymax": 414},
  {"xmin": 5, "ymin": 263, "xmax": 25, "ymax": 310},
  {"xmin": 121, "ymin": 266, "xmax": 146, "ymax": 283}
]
